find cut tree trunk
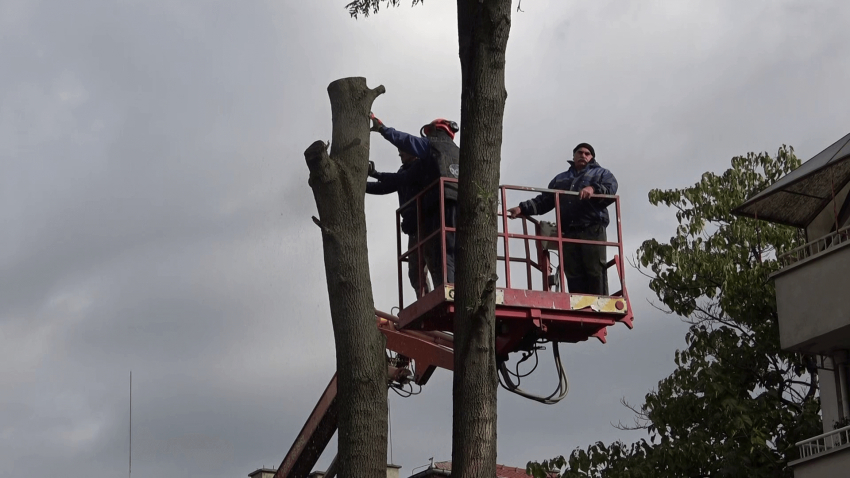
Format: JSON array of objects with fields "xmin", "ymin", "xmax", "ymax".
[
  {"xmin": 304, "ymin": 77, "xmax": 388, "ymax": 478},
  {"xmin": 451, "ymin": 2, "xmax": 512, "ymax": 478}
]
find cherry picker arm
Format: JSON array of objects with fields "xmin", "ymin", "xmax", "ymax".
[{"xmin": 274, "ymin": 309, "xmax": 455, "ymax": 478}]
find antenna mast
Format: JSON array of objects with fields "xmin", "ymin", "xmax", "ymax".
[{"xmin": 129, "ymin": 371, "xmax": 132, "ymax": 478}]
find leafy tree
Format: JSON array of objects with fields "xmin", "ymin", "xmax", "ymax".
[
  {"xmin": 346, "ymin": 2, "xmax": 514, "ymax": 476},
  {"xmin": 528, "ymin": 146, "xmax": 822, "ymax": 478}
]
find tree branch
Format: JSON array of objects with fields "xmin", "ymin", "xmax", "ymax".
[{"xmin": 305, "ymin": 140, "xmax": 336, "ymax": 185}]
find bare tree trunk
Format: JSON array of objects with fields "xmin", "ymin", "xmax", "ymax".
[
  {"xmin": 451, "ymin": 2, "xmax": 512, "ymax": 477},
  {"xmin": 304, "ymin": 77, "xmax": 388, "ymax": 478}
]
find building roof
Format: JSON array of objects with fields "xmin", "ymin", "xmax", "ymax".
[
  {"xmin": 732, "ymin": 132, "xmax": 850, "ymax": 227},
  {"xmin": 415, "ymin": 461, "xmax": 534, "ymax": 478},
  {"xmin": 248, "ymin": 468, "xmax": 278, "ymax": 478}
]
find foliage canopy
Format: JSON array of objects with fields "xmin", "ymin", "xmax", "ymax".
[{"xmin": 345, "ymin": 0, "xmax": 423, "ymax": 19}]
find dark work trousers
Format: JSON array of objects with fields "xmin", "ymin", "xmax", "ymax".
[
  {"xmin": 407, "ymin": 233, "xmax": 431, "ymax": 298},
  {"xmin": 424, "ymin": 200, "xmax": 457, "ymax": 286},
  {"xmin": 562, "ymin": 223, "xmax": 608, "ymax": 295}
]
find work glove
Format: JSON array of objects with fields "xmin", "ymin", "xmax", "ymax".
[
  {"xmin": 368, "ymin": 161, "xmax": 379, "ymax": 178},
  {"xmin": 369, "ymin": 112, "xmax": 384, "ymax": 132}
]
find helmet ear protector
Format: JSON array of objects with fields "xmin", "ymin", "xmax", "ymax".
[{"xmin": 442, "ymin": 119, "xmax": 460, "ymax": 133}]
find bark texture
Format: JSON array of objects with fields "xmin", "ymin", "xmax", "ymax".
[
  {"xmin": 304, "ymin": 77, "xmax": 388, "ymax": 478},
  {"xmin": 451, "ymin": 2, "xmax": 512, "ymax": 478}
]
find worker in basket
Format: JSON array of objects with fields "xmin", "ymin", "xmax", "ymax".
[
  {"xmin": 368, "ymin": 115, "xmax": 459, "ymax": 287},
  {"xmin": 366, "ymin": 147, "xmax": 432, "ymax": 298},
  {"xmin": 507, "ymin": 143, "xmax": 618, "ymax": 295}
]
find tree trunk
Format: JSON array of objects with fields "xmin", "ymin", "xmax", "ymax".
[
  {"xmin": 304, "ymin": 77, "xmax": 388, "ymax": 478},
  {"xmin": 451, "ymin": 2, "xmax": 512, "ymax": 477}
]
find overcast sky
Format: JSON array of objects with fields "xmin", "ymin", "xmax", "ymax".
[{"xmin": 3, "ymin": 1, "xmax": 850, "ymax": 477}]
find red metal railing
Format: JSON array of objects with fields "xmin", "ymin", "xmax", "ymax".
[
  {"xmin": 497, "ymin": 184, "xmax": 626, "ymax": 296},
  {"xmin": 394, "ymin": 177, "xmax": 455, "ymax": 305},
  {"xmin": 395, "ymin": 178, "xmax": 627, "ymax": 309}
]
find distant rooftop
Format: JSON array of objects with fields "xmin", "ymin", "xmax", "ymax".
[
  {"xmin": 248, "ymin": 468, "xmax": 277, "ymax": 478},
  {"xmin": 733, "ymin": 132, "xmax": 850, "ymax": 227},
  {"xmin": 409, "ymin": 461, "xmax": 535, "ymax": 478}
]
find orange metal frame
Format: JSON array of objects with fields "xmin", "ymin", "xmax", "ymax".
[
  {"xmin": 275, "ymin": 310, "xmax": 456, "ymax": 478},
  {"xmin": 276, "ymin": 179, "xmax": 636, "ymax": 478},
  {"xmin": 394, "ymin": 179, "xmax": 633, "ymax": 358}
]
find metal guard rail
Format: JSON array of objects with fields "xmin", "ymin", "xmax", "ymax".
[
  {"xmin": 796, "ymin": 424, "xmax": 850, "ymax": 460},
  {"xmin": 779, "ymin": 224, "xmax": 850, "ymax": 268},
  {"xmin": 394, "ymin": 178, "xmax": 625, "ymax": 306}
]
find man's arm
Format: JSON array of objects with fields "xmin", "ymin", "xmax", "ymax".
[
  {"xmin": 372, "ymin": 158, "xmax": 427, "ymax": 189},
  {"xmin": 589, "ymin": 168, "xmax": 618, "ymax": 195},
  {"xmin": 518, "ymin": 175, "xmax": 562, "ymax": 216},
  {"xmin": 366, "ymin": 180, "xmax": 397, "ymax": 195},
  {"xmin": 379, "ymin": 127, "xmax": 431, "ymax": 159},
  {"xmin": 507, "ymin": 176, "xmax": 561, "ymax": 218},
  {"xmin": 518, "ymin": 192, "xmax": 556, "ymax": 217}
]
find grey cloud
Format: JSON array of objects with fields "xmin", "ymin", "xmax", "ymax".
[{"xmin": 3, "ymin": 1, "xmax": 849, "ymax": 477}]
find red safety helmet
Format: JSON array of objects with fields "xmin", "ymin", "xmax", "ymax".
[{"xmin": 420, "ymin": 118, "xmax": 459, "ymax": 140}]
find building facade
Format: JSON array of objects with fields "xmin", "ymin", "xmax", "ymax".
[{"xmin": 735, "ymin": 133, "xmax": 850, "ymax": 477}]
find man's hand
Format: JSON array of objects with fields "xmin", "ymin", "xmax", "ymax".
[
  {"xmin": 369, "ymin": 112, "xmax": 384, "ymax": 132},
  {"xmin": 579, "ymin": 186, "xmax": 594, "ymax": 200},
  {"xmin": 507, "ymin": 206, "xmax": 523, "ymax": 219},
  {"xmin": 368, "ymin": 161, "xmax": 379, "ymax": 178}
]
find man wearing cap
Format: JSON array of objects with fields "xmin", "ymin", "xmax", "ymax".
[
  {"xmin": 506, "ymin": 143, "xmax": 618, "ymax": 295},
  {"xmin": 366, "ymin": 148, "xmax": 432, "ymax": 298}
]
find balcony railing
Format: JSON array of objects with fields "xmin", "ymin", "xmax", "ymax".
[
  {"xmin": 796, "ymin": 425, "xmax": 850, "ymax": 460},
  {"xmin": 779, "ymin": 224, "xmax": 850, "ymax": 268}
]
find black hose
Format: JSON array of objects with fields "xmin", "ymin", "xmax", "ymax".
[{"xmin": 497, "ymin": 342, "xmax": 569, "ymax": 405}]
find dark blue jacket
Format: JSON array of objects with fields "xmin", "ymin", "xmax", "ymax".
[
  {"xmin": 371, "ymin": 127, "xmax": 456, "ymax": 210},
  {"xmin": 519, "ymin": 160, "xmax": 618, "ymax": 229},
  {"xmin": 366, "ymin": 161, "xmax": 419, "ymax": 234},
  {"xmin": 379, "ymin": 127, "xmax": 431, "ymax": 159}
]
